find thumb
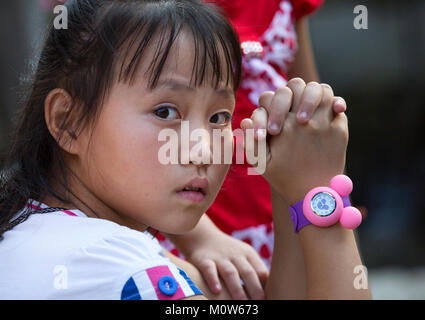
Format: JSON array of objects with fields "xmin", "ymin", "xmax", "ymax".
[{"xmin": 241, "ymin": 118, "xmax": 269, "ymax": 175}]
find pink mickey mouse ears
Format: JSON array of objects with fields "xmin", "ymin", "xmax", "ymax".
[{"xmin": 330, "ymin": 174, "xmax": 353, "ymax": 197}]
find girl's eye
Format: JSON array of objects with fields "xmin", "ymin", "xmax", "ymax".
[
  {"xmin": 210, "ymin": 112, "xmax": 232, "ymax": 125},
  {"xmin": 153, "ymin": 106, "xmax": 180, "ymax": 120}
]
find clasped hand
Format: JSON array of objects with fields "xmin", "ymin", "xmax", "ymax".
[{"xmin": 241, "ymin": 78, "xmax": 349, "ymax": 205}]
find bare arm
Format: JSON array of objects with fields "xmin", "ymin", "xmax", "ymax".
[
  {"xmin": 164, "ymin": 214, "xmax": 218, "ymax": 257},
  {"xmin": 252, "ymin": 76, "xmax": 372, "ymax": 299},
  {"xmin": 298, "ymin": 222, "xmax": 371, "ymax": 299},
  {"xmin": 287, "ymin": 18, "xmax": 320, "ymax": 82},
  {"xmin": 163, "ymin": 248, "xmax": 231, "ymax": 300},
  {"xmin": 164, "ymin": 214, "xmax": 268, "ymax": 299},
  {"xmin": 266, "ymin": 186, "xmax": 307, "ymax": 299},
  {"xmin": 170, "ymin": 190, "xmax": 371, "ymax": 300},
  {"xmin": 264, "ymin": 17, "xmax": 320, "ymax": 300},
  {"xmin": 285, "ymin": 21, "xmax": 370, "ymax": 299},
  {"xmin": 267, "ymin": 189, "xmax": 371, "ymax": 299}
]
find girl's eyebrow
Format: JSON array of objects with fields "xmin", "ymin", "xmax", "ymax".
[{"xmin": 155, "ymin": 78, "xmax": 235, "ymax": 100}]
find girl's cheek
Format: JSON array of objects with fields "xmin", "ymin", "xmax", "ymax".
[
  {"xmin": 128, "ymin": 127, "xmax": 164, "ymax": 172},
  {"xmin": 92, "ymin": 112, "xmax": 160, "ymax": 181},
  {"xmin": 211, "ymin": 163, "xmax": 231, "ymax": 189}
]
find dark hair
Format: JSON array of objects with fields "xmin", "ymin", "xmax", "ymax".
[{"xmin": 0, "ymin": 0, "xmax": 242, "ymax": 238}]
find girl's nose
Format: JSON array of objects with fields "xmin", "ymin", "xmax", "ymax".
[{"xmin": 186, "ymin": 128, "xmax": 213, "ymax": 166}]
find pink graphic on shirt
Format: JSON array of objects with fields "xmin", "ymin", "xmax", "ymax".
[
  {"xmin": 146, "ymin": 266, "xmax": 185, "ymax": 300},
  {"xmin": 60, "ymin": 210, "xmax": 78, "ymax": 217},
  {"xmin": 25, "ymin": 203, "xmax": 43, "ymax": 211}
]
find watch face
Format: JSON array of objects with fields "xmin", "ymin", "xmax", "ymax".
[{"xmin": 310, "ymin": 192, "xmax": 336, "ymax": 217}]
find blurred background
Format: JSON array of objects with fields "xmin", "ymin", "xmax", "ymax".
[
  {"xmin": 0, "ymin": 0, "xmax": 424, "ymax": 299},
  {"xmin": 309, "ymin": 0, "xmax": 425, "ymax": 299}
]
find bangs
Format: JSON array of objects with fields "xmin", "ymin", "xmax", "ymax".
[
  {"xmin": 99, "ymin": 1, "xmax": 242, "ymax": 91},
  {"xmin": 46, "ymin": 0, "xmax": 242, "ymax": 136}
]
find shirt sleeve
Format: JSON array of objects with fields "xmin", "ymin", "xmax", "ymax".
[
  {"xmin": 47, "ymin": 228, "xmax": 202, "ymax": 300},
  {"xmin": 290, "ymin": 0, "xmax": 324, "ymax": 20}
]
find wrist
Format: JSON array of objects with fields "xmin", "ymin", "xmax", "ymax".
[
  {"xmin": 299, "ymin": 223, "xmax": 372, "ymax": 299},
  {"xmin": 289, "ymin": 175, "xmax": 362, "ymax": 233},
  {"xmin": 272, "ymin": 178, "xmax": 338, "ymax": 206},
  {"xmin": 286, "ymin": 178, "xmax": 338, "ymax": 206}
]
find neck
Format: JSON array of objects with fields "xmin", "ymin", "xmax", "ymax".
[{"xmin": 41, "ymin": 163, "xmax": 148, "ymax": 233}]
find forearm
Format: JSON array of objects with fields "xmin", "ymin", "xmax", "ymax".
[
  {"xmin": 267, "ymin": 187, "xmax": 371, "ymax": 300},
  {"xmin": 287, "ymin": 18, "xmax": 320, "ymax": 82},
  {"xmin": 265, "ymin": 187, "xmax": 307, "ymax": 299},
  {"xmin": 299, "ymin": 224, "xmax": 371, "ymax": 299},
  {"xmin": 164, "ymin": 214, "xmax": 217, "ymax": 256},
  {"xmin": 163, "ymin": 249, "xmax": 230, "ymax": 300}
]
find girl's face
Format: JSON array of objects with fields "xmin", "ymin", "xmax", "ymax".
[{"xmin": 64, "ymin": 31, "xmax": 235, "ymax": 234}]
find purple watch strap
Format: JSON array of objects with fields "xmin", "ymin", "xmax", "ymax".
[
  {"xmin": 289, "ymin": 195, "xmax": 351, "ymax": 233},
  {"xmin": 342, "ymin": 195, "xmax": 351, "ymax": 207}
]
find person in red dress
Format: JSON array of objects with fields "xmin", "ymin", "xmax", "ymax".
[
  {"xmin": 158, "ymin": 0, "xmax": 350, "ymax": 300},
  {"xmin": 206, "ymin": 0, "xmax": 324, "ymax": 267}
]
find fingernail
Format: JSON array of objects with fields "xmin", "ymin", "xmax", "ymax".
[
  {"xmin": 268, "ymin": 123, "xmax": 279, "ymax": 133},
  {"xmin": 298, "ymin": 111, "xmax": 309, "ymax": 122},
  {"xmin": 298, "ymin": 111, "xmax": 308, "ymax": 120}
]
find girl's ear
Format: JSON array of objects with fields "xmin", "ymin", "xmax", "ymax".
[{"xmin": 44, "ymin": 88, "xmax": 80, "ymax": 155}]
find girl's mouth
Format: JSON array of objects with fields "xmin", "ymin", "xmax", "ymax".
[
  {"xmin": 176, "ymin": 189, "xmax": 206, "ymax": 202},
  {"xmin": 176, "ymin": 177, "xmax": 208, "ymax": 203}
]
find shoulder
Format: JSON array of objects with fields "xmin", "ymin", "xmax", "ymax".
[
  {"xmin": 40, "ymin": 215, "xmax": 202, "ymax": 300},
  {"xmin": 40, "ymin": 213, "xmax": 153, "ymax": 252},
  {"xmin": 1, "ymin": 213, "xmax": 202, "ymax": 299},
  {"xmin": 7, "ymin": 212, "xmax": 149, "ymax": 256}
]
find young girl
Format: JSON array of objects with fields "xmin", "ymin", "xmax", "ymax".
[{"xmin": 0, "ymin": 0, "xmax": 370, "ymax": 300}]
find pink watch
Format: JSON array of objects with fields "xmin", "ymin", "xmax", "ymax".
[{"xmin": 289, "ymin": 175, "xmax": 362, "ymax": 233}]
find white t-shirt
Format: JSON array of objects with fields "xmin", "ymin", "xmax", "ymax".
[{"xmin": 0, "ymin": 200, "xmax": 202, "ymax": 300}]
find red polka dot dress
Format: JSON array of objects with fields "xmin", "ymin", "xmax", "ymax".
[{"xmin": 158, "ymin": 0, "xmax": 324, "ymax": 268}]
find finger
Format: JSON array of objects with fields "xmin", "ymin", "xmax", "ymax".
[
  {"xmin": 241, "ymin": 118, "xmax": 257, "ymax": 167},
  {"xmin": 296, "ymin": 81, "xmax": 323, "ymax": 124},
  {"xmin": 286, "ymin": 77, "xmax": 306, "ymax": 113},
  {"xmin": 234, "ymin": 119, "xmax": 252, "ymax": 164},
  {"xmin": 267, "ymin": 86, "xmax": 293, "ymax": 135},
  {"xmin": 331, "ymin": 111, "xmax": 349, "ymax": 135},
  {"xmin": 247, "ymin": 254, "xmax": 270, "ymax": 289},
  {"xmin": 313, "ymin": 83, "xmax": 334, "ymax": 124},
  {"xmin": 240, "ymin": 118, "xmax": 253, "ymax": 131},
  {"xmin": 251, "ymin": 107, "xmax": 268, "ymax": 141},
  {"xmin": 233, "ymin": 258, "xmax": 265, "ymax": 300},
  {"xmin": 242, "ymin": 117, "xmax": 270, "ymax": 169},
  {"xmin": 332, "ymin": 97, "xmax": 347, "ymax": 114},
  {"xmin": 199, "ymin": 259, "xmax": 222, "ymax": 294},
  {"xmin": 258, "ymin": 91, "xmax": 274, "ymax": 111},
  {"xmin": 217, "ymin": 261, "xmax": 248, "ymax": 300}
]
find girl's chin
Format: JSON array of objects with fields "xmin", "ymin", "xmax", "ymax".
[{"xmin": 154, "ymin": 211, "xmax": 204, "ymax": 235}]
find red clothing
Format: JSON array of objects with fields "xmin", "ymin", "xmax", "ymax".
[
  {"xmin": 206, "ymin": 0, "xmax": 323, "ymax": 267},
  {"xmin": 159, "ymin": 0, "xmax": 323, "ymax": 267}
]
